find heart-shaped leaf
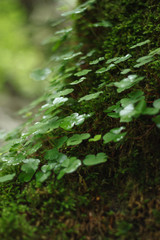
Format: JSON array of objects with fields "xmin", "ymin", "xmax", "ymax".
[
  {"xmin": 19, "ymin": 159, "xmax": 40, "ymax": 182},
  {"xmin": 89, "ymin": 57, "xmax": 104, "ymax": 65},
  {"xmin": 74, "ymin": 69, "xmax": 91, "ymax": 77},
  {"xmin": 83, "ymin": 153, "xmax": 107, "ymax": 166},
  {"xmin": 36, "ymin": 171, "xmax": 51, "ymax": 183},
  {"xmin": 57, "ymin": 157, "xmax": 81, "ymax": 179},
  {"xmin": 60, "ymin": 113, "xmax": 90, "ymax": 130},
  {"xmin": 130, "ymin": 39, "xmax": 150, "ymax": 49},
  {"xmin": 114, "ymin": 75, "xmax": 144, "ymax": 93},
  {"xmin": 70, "ymin": 77, "xmax": 86, "ymax": 85},
  {"xmin": 103, "ymin": 127, "xmax": 126, "ymax": 144},
  {"xmin": 78, "ymin": 91, "xmax": 103, "ymax": 102},
  {"xmin": 120, "ymin": 69, "xmax": 131, "ymax": 75},
  {"xmin": 67, "ymin": 133, "xmax": 90, "ymax": 146},
  {"xmin": 89, "ymin": 135, "xmax": 101, "ymax": 142}
]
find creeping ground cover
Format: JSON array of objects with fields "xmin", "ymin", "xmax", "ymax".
[{"xmin": 0, "ymin": 0, "xmax": 160, "ymax": 239}]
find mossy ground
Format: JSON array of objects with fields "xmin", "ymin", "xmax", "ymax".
[{"xmin": 1, "ymin": 170, "xmax": 160, "ymax": 240}]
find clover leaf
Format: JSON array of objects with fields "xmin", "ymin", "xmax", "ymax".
[
  {"xmin": 114, "ymin": 75, "xmax": 144, "ymax": 93},
  {"xmin": 89, "ymin": 135, "xmax": 101, "ymax": 142},
  {"xmin": 83, "ymin": 153, "xmax": 107, "ymax": 166},
  {"xmin": 67, "ymin": 133, "xmax": 90, "ymax": 146},
  {"xmin": 57, "ymin": 157, "xmax": 81, "ymax": 179},
  {"xmin": 130, "ymin": 39, "xmax": 150, "ymax": 49},
  {"xmin": 19, "ymin": 159, "xmax": 40, "ymax": 182},
  {"xmin": 70, "ymin": 77, "xmax": 86, "ymax": 85},
  {"xmin": 78, "ymin": 91, "xmax": 103, "ymax": 102},
  {"xmin": 60, "ymin": 113, "xmax": 91, "ymax": 130},
  {"xmin": 74, "ymin": 69, "xmax": 91, "ymax": 77},
  {"xmin": 103, "ymin": 127, "xmax": 126, "ymax": 144}
]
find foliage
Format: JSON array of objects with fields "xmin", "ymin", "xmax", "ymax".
[{"xmin": 1, "ymin": 0, "xmax": 160, "ymax": 238}]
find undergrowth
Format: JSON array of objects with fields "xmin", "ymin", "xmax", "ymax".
[{"xmin": 0, "ymin": 0, "xmax": 160, "ymax": 239}]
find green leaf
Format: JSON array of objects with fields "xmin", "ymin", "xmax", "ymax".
[
  {"xmin": 103, "ymin": 127, "xmax": 126, "ymax": 144},
  {"xmin": 89, "ymin": 57, "xmax": 104, "ymax": 65},
  {"xmin": 130, "ymin": 39, "xmax": 150, "ymax": 49},
  {"xmin": 36, "ymin": 171, "xmax": 51, "ymax": 183},
  {"xmin": 149, "ymin": 47, "xmax": 160, "ymax": 56},
  {"xmin": 70, "ymin": 77, "xmax": 86, "ymax": 85},
  {"xmin": 114, "ymin": 54, "xmax": 132, "ymax": 64},
  {"xmin": 96, "ymin": 64, "xmax": 115, "ymax": 74},
  {"xmin": 67, "ymin": 133, "xmax": 90, "ymax": 146},
  {"xmin": 128, "ymin": 90, "xmax": 144, "ymax": 99},
  {"xmin": 53, "ymin": 88, "xmax": 74, "ymax": 98},
  {"xmin": 74, "ymin": 69, "xmax": 91, "ymax": 77},
  {"xmin": 96, "ymin": 67, "xmax": 107, "ymax": 74},
  {"xmin": 106, "ymin": 54, "xmax": 131, "ymax": 64},
  {"xmin": 89, "ymin": 134, "xmax": 101, "ymax": 142},
  {"xmin": 120, "ymin": 69, "xmax": 131, "ymax": 75},
  {"xmin": 20, "ymin": 159, "xmax": 40, "ymax": 182},
  {"xmin": 0, "ymin": 173, "xmax": 15, "ymax": 183},
  {"xmin": 106, "ymin": 57, "xmax": 119, "ymax": 64},
  {"xmin": 60, "ymin": 113, "xmax": 91, "ymax": 130},
  {"xmin": 57, "ymin": 157, "xmax": 81, "ymax": 179},
  {"xmin": 153, "ymin": 99, "xmax": 160, "ymax": 109},
  {"xmin": 142, "ymin": 107, "xmax": 159, "ymax": 115},
  {"xmin": 114, "ymin": 75, "xmax": 144, "ymax": 93},
  {"xmin": 92, "ymin": 21, "xmax": 112, "ymax": 28},
  {"xmin": 64, "ymin": 157, "xmax": 81, "ymax": 173},
  {"xmin": 83, "ymin": 153, "xmax": 107, "ymax": 166},
  {"xmin": 62, "ymin": 51, "xmax": 82, "ymax": 60},
  {"xmin": 26, "ymin": 142, "xmax": 42, "ymax": 155},
  {"xmin": 52, "ymin": 97, "xmax": 68, "ymax": 107},
  {"xmin": 134, "ymin": 56, "xmax": 153, "ymax": 68},
  {"xmin": 30, "ymin": 68, "xmax": 51, "ymax": 81},
  {"xmin": 54, "ymin": 136, "xmax": 68, "ymax": 149},
  {"xmin": 44, "ymin": 148, "xmax": 60, "ymax": 161},
  {"xmin": 78, "ymin": 91, "xmax": 103, "ymax": 102},
  {"xmin": 153, "ymin": 115, "xmax": 160, "ymax": 128},
  {"xmin": 119, "ymin": 103, "xmax": 135, "ymax": 122}
]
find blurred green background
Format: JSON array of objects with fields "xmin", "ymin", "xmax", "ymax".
[{"xmin": 0, "ymin": 0, "xmax": 75, "ymax": 132}]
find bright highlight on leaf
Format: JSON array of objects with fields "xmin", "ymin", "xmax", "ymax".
[
  {"xmin": 60, "ymin": 113, "xmax": 91, "ymax": 130},
  {"xmin": 58, "ymin": 157, "xmax": 81, "ymax": 179},
  {"xmin": 103, "ymin": 127, "xmax": 126, "ymax": 144},
  {"xmin": 114, "ymin": 75, "xmax": 144, "ymax": 93}
]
